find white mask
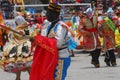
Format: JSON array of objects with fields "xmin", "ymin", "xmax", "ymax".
[{"xmin": 85, "ymin": 8, "xmax": 94, "ymax": 19}]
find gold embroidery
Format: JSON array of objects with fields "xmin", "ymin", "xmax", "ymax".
[
  {"xmin": 55, "ymin": 60, "xmax": 63, "ymax": 80},
  {"xmin": 35, "ymin": 39, "xmax": 56, "ymax": 53}
]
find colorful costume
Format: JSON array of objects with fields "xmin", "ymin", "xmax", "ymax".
[
  {"xmin": 115, "ymin": 9, "xmax": 120, "ymax": 58},
  {"xmin": 115, "ymin": 9, "xmax": 120, "ymax": 48},
  {"xmin": 79, "ymin": 8, "xmax": 101, "ymax": 67},
  {"xmin": 98, "ymin": 8, "xmax": 118, "ymax": 66},
  {"xmin": 30, "ymin": 3, "xmax": 72, "ymax": 80},
  {"xmin": 70, "ymin": 11, "xmax": 81, "ymax": 49},
  {"xmin": 71, "ymin": 11, "xmax": 80, "ymax": 34},
  {"xmin": 0, "ymin": 25, "xmax": 33, "ymax": 73}
]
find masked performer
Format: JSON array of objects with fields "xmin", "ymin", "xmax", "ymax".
[
  {"xmin": 98, "ymin": 7, "xmax": 119, "ymax": 66},
  {"xmin": 0, "ymin": 23, "xmax": 33, "ymax": 80},
  {"xmin": 29, "ymin": 3, "xmax": 77, "ymax": 80},
  {"xmin": 78, "ymin": 8, "xmax": 101, "ymax": 68},
  {"xmin": 115, "ymin": 8, "xmax": 120, "ymax": 58}
]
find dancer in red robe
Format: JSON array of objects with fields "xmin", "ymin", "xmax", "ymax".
[
  {"xmin": 29, "ymin": 34, "xmax": 58, "ymax": 80},
  {"xmin": 30, "ymin": 2, "xmax": 72, "ymax": 80}
]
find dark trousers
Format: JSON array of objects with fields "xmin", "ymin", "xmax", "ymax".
[
  {"xmin": 90, "ymin": 49, "xmax": 101, "ymax": 64},
  {"xmin": 105, "ymin": 49, "xmax": 116, "ymax": 63}
]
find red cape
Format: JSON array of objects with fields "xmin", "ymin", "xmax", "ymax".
[{"xmin": 29, "ymin": 34, "xmax": 58, "ymax": 80}]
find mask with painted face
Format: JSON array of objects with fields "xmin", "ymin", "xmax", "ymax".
[
  {"xmin": 85, "ymin": 8, "xmax": 94, "ymax": 19},
  {"xmin": 107, "ymin": 7, "xmax": 115, "ymax": 19}
]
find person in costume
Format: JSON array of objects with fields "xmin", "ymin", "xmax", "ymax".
[
  {"xmin": 115, "ymin": 8, "xmax": 120, "ymax": 58},
  {"xmin": 71, "ymin": 10, "xmax": 80, "ymax": 35},
  {"xmin": 69, "ymin": 10, "xmax": 80, "ymax": 57},
  {"xmin": 78, "ymin": 7, "xmax": 101, "ymax": 68},
  {"xmin": 29, "ymin": 3, "xmax": 77, "ymax": 80},
  {"xmin": 98, "ymin": 7, "xmax": 119, "ymax": 66},
  {"xmin": 0, "ymin": 22, "xmax": 33, "ymax": 80},
  {"xmin": 65, "ymin": 21, "xmax": 75, "ymax": 57}
]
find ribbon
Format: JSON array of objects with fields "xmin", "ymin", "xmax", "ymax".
[{"xmin": 105, "ymin": 17, "xmax": 116, "ymax": 32}]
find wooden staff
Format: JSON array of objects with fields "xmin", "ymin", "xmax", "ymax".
[
  {"xmin": 0, "ymin": 23, "xmax": 25, "ymax": 36},
  {"xmin": 0, "ymin": 23, "xmax": 33, "ymax": 40}
]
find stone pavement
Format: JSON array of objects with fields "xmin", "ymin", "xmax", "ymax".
[
  {"xmin": 66, "ymin": 53, "xmax": 120, "ymax": 80},
  {"xmin": 0, "ymin": 52, "xmax": 120, "ymax": 80}
]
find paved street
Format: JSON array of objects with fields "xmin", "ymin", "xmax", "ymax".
[
  {"xmin": 66, "ymin": 52, "xmax": 120, "ymax": 80},
  {"xmin": 0, "ymin": 52, "xmax": 120, "ymax": 80}
]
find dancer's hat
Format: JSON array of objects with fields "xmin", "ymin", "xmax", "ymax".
[{"xmin": 48, "ymin": 3, "xmax": 61, "ymax": 13}]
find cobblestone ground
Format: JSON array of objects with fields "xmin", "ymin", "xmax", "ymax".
[{"xmin": 0, "ymin": 52, "xmax": 120, "ymax": 80}]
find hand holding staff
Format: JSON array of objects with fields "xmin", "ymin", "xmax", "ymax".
[
  {"xmin": 0, "ymin": 23, "xmax": 25, "ymax": 36},
  {"xmin": 0, "ymin": 23, "xmax": 33, "ymax": 40}
]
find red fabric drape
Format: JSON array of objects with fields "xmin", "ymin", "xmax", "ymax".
[{"xmin": 30, "ymin": 34, "xmax": 58, "ymax": 80}]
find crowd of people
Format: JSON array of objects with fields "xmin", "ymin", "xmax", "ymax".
[{"xmin": 0, "ymin": 0, "xmax": 120, "ymax": 80}]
